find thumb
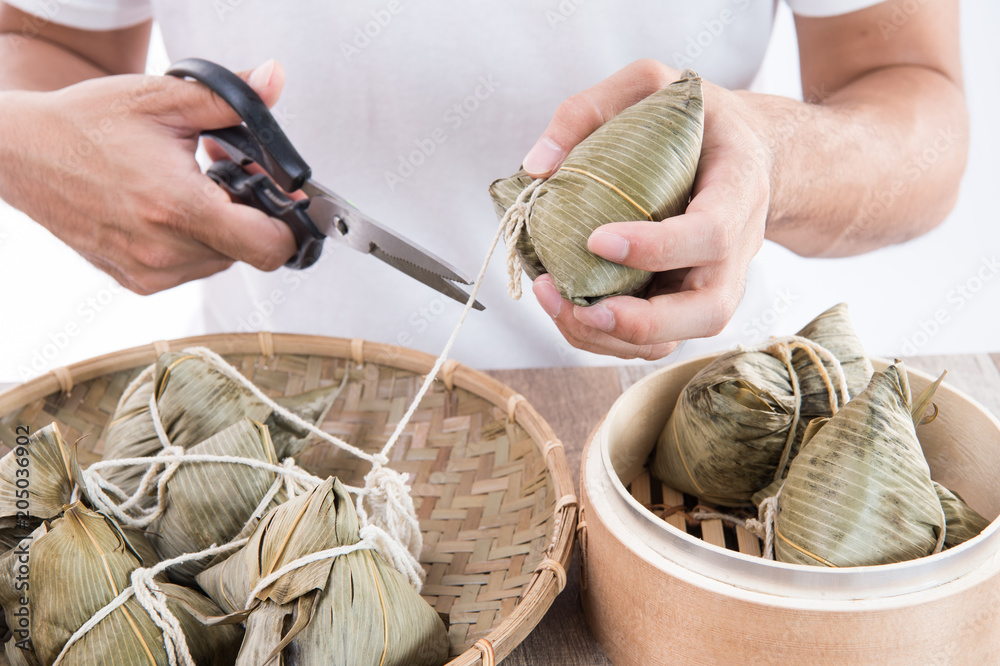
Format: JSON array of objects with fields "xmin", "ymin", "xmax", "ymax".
[
  {"xmin": 153, "ymin": 59, "xmax": 286, "ymax": 132},
  {"xmin": 522, "ymin": 59, "xmax": 678, "ymax": 178}
]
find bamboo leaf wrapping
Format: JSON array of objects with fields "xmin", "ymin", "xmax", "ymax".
[
  {"xmin": 0, "ymin": 424, "xmax": 74, "ymax": 551},
  {"xmin": 934, "ymin": 482, "xmax": 991, "ymax": 549},
  {"xmin": 490, "ymin": 70, "xmax": 704, "ymax": 305},
  {"xmin": 149, "ymin": 420, "xmax": 288, "ymax": 585},
  {"xmin": 774, "ymin": 365, "xmax": 946, "ymax": 567},
  {"xmin": 0, "ymin": 504, "xmax": 242, "ymax": 665},
  {"xmin": 196, "ymin": 478, "xmax": 448, "ymax": 666},
  {"xmin": 652, "ymin": 304, "xmax": 874, "ymax": 506},
  {"xmin": 101, "ymin": 353, "xmax": 341, "ymax": 496}
]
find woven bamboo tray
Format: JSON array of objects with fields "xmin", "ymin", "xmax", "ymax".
[
  {"xmin": 0, "ymin": 333, "xmax": 577, "ymax": 665},
  {"xmin": 580, "ymin": 354, "xmax": 1000, "ymax": 665}
]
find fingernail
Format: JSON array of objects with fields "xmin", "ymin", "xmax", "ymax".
[
  {"xmin": 248, "ymin": 59, "xmax": 275, "ymax": 91},
  {"xmin": 589, "ymin": 231, "xmax": 629, "ymax": 263},
  {"xmin": 574, "ymin": 303, "xmax": 615, "ymax": 332},
  {"xmin": 533, "ymin": 279, "xmax": 563, "ymax": 318},
  {"xmin": 523, "ymin": 137, "xmax": 565, "ymax": 176}
]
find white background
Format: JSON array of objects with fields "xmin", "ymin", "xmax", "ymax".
[{"xmin": 1, "ymin": 2, "xmax": 998, "ymax": 381}]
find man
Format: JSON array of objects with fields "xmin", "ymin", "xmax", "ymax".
[{"xmin": 0, "ymin": 1, "xmax": 966, "ymax": 367}]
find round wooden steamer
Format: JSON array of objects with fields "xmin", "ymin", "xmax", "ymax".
[
  {"xmin": 580, "ymin": 354, "xmax": 1000, "ymax": 665},
  {"xmin": 0, "ymin": 333, "xmax": 577, "ymax": 666}
]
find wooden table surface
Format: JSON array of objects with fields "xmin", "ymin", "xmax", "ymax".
[{"xmin": 3, "ymin": 352, "xmax": 999, "ymax": 665}]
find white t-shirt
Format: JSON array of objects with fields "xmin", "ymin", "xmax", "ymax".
[{"xmin": 10, "ymin": 0, "xmax": 886, "ymax": 369}]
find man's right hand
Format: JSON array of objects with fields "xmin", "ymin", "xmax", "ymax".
[{"xmin": 0, "ymin": 60, "xmax": 297, "ymax": 294}]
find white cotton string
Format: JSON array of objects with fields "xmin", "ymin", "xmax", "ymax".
[
  {"xmin": 358, "ymin": 524, "xmax": 425, "ymax": 590},
  {"xmin": 745, "ymin": 493, "xmax": 780, "ymax": 561},
  {"xmin": 245, "ymin": 540, "xmax": 375, "ymax": 609},
  {"xmin": 131, "ymin": 567, "xmax": 193, "ymax": 666},
  {"xmin": 87, "ymin": 454, "xmax": 329, "ymax": 490},
  {"xmin": 52, "ymin": 540, "xmax": 247, "ymax": 666},
  {"xmin": 248, "ymin": 473, "xmax": 287, "ymax": 527},
  {"xmin": 148, "ymin": 389, "xmax": 175, "ymax": 450},
  {"xmin": 354, "ymin": 211, "xmax": 510, "ymax": 584},
  {"xmin": 80, "ymin": 453, "xmax": 348, "ymax": 531},
  {"xmin": 114, "ymin": 363, "xmax": 157, "ymax": 414},
  {"xmin": 179, "ymin": 347, "xmax": 377, "ymax": 464},
  {"xmin": 281, "ymin": 458, "xmax": 308, "ymax": 499},
  {"xmin": 500, "ymin": 178, "xmax": 544, "ymax": 299}
]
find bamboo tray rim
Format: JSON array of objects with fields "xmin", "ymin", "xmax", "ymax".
[
  {"xmin": 590, "ymin": 352, "xmax": 1000, "ymax": 601},
  {"xmin": 0, "ymin": 332, "xmax": 577, "ymax": 666}
]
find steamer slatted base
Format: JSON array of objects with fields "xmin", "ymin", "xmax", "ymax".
[
  {"xmin": 0, "ymin": 334, "xmax": 577, "ymax": 665},
  {"xmin": 626, "ymin": 471, "xmax": 760, "ymax": 558}
]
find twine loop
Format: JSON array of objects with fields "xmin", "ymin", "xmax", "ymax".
[{"xmin": 500, "ymin": 178, "xmax": 544, "ymax": 299}]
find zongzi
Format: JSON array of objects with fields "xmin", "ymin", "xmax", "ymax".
[
  {"xmin": 102, "ymin": 352, "xmax": 342, "ymax": 496},
  {"xmin": 652, "ymin": 303, "xmax": 874, "ymax": 506},
  {"xmin": 0, "ymin": 503, "xmax": 242, "ymax": 665},
  {"xmin": 0, "ymin": 423, "xmax": 74, "ymax": 551},
  {"xmin": 148, "ymin": 419, "xmax": 289, "ymax": 585},
  {"xmin": 490, "ymin": 70, "xmax": 704, "ymax": 305},
  {"xmin": 196, "ymin": 477, "xmax": 449, "ymax": 666},
  {"xmin": 770, "ymin": 364, "xmax": 947, "ymax": 567}
]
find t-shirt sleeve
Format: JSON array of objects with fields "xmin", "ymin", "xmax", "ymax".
[
  {"xmin": 4, "ymin": 0, "xmax": 153, "ymax": 30},
  {"xmin": 784, "ymin": 0, "xmax": 887, "ymax": 18}
]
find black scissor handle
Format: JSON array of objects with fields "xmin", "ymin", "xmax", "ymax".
[
  {"xmin": 166, "ymin": 58, "xmax": 311, "ymax": 193},
  {"xmin": 207, "ymin": 160, "xmax": 324, "ymax": 269}
]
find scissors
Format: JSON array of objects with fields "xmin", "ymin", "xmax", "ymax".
[{"xmin": 165, "ymin": 58, "xmax": 484, "ymax": 310}]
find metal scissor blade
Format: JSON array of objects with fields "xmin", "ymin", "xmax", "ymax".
[
  {"xmin": 371, "ymin": 246, "xmax": 485, "ymax": 311},
  {"xmin": 302, "ymin": 181, "xmax": 485, "ymax": 310}
]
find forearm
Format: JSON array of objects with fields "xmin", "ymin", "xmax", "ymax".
[
  {"xmin": 751, "ymin": 67, "xmax": 967, "ymax": 258},
  {"xmin": 0, "ymin": 34, "xmax": 108, "ymax": 91}
]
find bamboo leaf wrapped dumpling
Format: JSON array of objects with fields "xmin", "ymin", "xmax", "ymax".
[
  {"xmin": 101, "ymin": 352, "xmax": 342, "ymax": 496},
  {"xmin": 148, "ymin": 419, "xmax": 290, "ymax": 585},
  {"xmin": 771, "ymin": 364, "xmax": 947, "ymax": 567},
  {"xmin": 652, "ymin": 303, "xmax": 874, "ymax": 506},
  {"xmin": 490, "ymin": 70, "xmax": 704, "ymax": 305},
  {"xmin": 0, "ymin": 503, "xmax": 242, "ymax": 665},
  {"xmin": 934, "ymin": 482, "xmax": 991, "ymax": 549},
  {"xmin": 0, "ymin": 423, "xmax": 74, "ymax": 551},
  {"xmin": 196, "ymin": 477, "xmax": 448, "ymax": 666}
]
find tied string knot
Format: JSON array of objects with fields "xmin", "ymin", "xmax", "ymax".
[
  {"xmin": 358, "ymin": 463, "xmax": 424, "ymax": 587},
  {"xmin": 358, "ymin": 523, "xmax": 424, "ymax": 590},
  {"xmin": 501, "ymin": 178, "xmax": 544, "ymax": 299},
  {"xmin": 745, "ymin": 493, "xmax": 780, "ymax": 560},
  {"xmin": 52, "ymin": 541, "xmax": 246, "ymax": 666},
  {"xmin": 748, "ymin": 335, "xmax": 851, "ymax": 483},
  {"xmin": 129, "ymin": 568, "xmax": 194, "ymax": 666}
]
